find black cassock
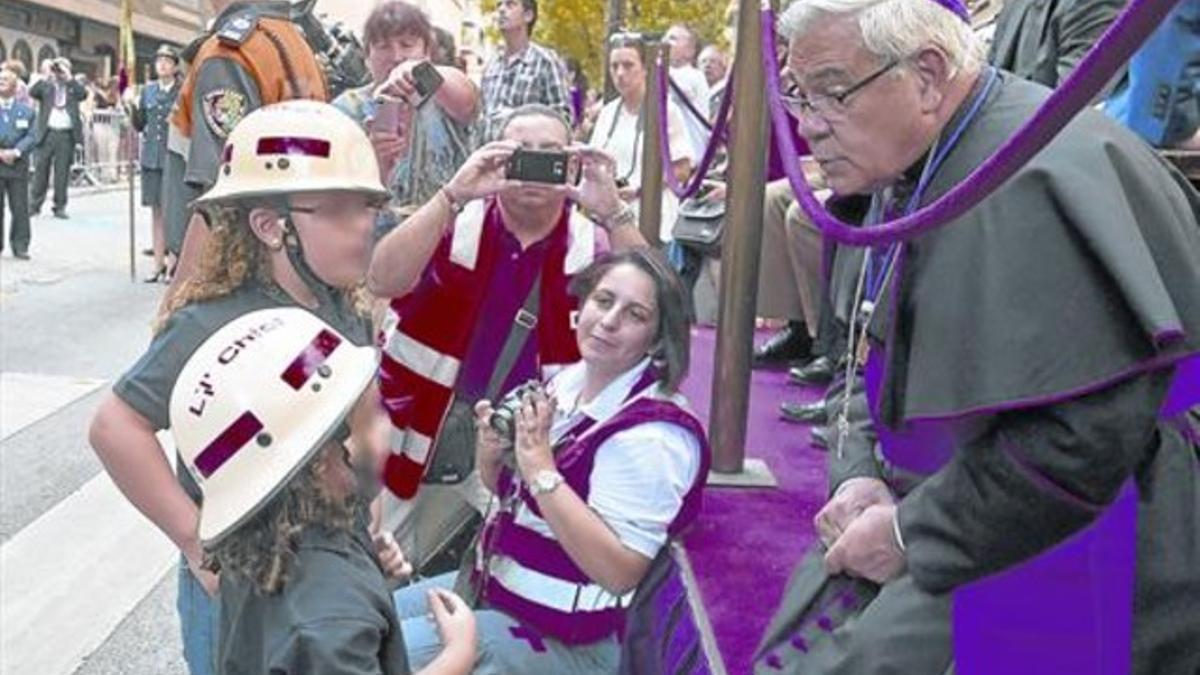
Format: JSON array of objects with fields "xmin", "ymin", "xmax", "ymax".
[{"xmin": 757, "ymin": 71, "xmax": 1200, "ymax": 675}]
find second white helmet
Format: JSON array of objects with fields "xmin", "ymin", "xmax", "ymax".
[{"xmin": 169, "ymin": 307, "xmax": 379, "ymax": 546}]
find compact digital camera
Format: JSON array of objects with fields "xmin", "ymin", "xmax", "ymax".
[{"xmin": 489, "ymin": 380, "xmax": 546, "ymax": 444}]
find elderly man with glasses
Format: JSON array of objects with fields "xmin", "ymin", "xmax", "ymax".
[{"xmin": 756, "ymin": 0, "xmax": 1200, "ymax": 673}]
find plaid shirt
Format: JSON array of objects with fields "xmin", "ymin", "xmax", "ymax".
[{"xmin": 477, "ymin": 41, "xmax": 571, "ymax": 143}]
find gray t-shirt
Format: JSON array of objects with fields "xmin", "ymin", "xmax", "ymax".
[
  {"xmin": 217, "ymin": 521, "xmax": 412, "ymax": 675},
  {"xmin": 113, "ymin": 282, "xmax": 370, "ymax": 501}
]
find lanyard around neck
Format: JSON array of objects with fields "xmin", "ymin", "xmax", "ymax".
[
  {"xmin": 602, "ymin": 102, "xmax": 643, "ymax": 183},
  {"xmin": 864, "ymin": 67, "xmax": 1000, "ymax": 302}
]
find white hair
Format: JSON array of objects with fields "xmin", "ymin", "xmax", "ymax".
[{"xmin": 779, "ymin": 0, "xmax": 983, "ymax": 75}]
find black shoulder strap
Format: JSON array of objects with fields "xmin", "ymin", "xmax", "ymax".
[{"xmin": 484, "ymin": 269, "xmax": 544, "ymax": 401}]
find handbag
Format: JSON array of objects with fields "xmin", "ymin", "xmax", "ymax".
[{"xmin": 672, "ymin": 196, "xmax": 725, "ymax": 257}]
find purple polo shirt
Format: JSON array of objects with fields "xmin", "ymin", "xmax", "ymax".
[{"xmin": 455, "ymin": 220, "xmax": 554, "ymax": 402}]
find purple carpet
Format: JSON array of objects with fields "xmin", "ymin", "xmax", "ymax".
[{"xmin": 678, "ymin": 327, "xmax": 829, "ymax": 674}]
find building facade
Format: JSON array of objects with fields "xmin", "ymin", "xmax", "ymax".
[{"xmin": 0, "ymin": 0, "xmax": 200, "ymax": 82}]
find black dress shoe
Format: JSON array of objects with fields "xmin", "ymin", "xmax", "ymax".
[
  {"xmin": 780, "ymin": 399, "xmax": 829, "ymax": 425},
  {"xmin": 52, "ymin": 209, "xmax": 68, "ymax": 220},
  {"xmin": 789, "ymin": 355, "xmax": 836, "ymax": 386},
  {"xmin": 13, "ymin": 251, "xmax": 30, "ymax": 260},
  {"xmin": 143, "ymin": 266, "xmax": 168, "ymax": 283},
  {"xmin": 810, "ymin": 425, "xmax": 829, "ymax": 450},
  {"xmin": 753, "ymin": 321, "xmax": 813, "ymax": 369}
]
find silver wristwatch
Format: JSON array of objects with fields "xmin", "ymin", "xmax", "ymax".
[{"xmin": 529, "ymin": 469, "xmax": 565, "ymax": 497}]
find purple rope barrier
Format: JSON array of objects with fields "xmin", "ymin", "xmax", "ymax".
[
  {"xmin": 761, "ymin": 0, "xmax": 1184, "ymax": 247},
  {"xmin": 656, "ymin": 54, "xmax": 736, "ymax": 200}
]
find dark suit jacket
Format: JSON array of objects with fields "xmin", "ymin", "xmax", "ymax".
[
  {"xmin": 0, "ymin": 98, "xmax": 36, "ymax": 178},
  {"xmin": 28, "ymin": 77, "xmax": 87, "ymax": 146},
  {"xmin": 132, "ymin": 79, "xmax": 180, "ymax": 170},
  {"xmin": 988, "ymin": 0, "xmax": 1126, "ymax": 95}
]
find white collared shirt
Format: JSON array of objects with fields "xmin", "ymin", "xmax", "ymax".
[
  {"xmin": 47, "ymin": 103, "xmax": 72, "ymax": 130},
  {"xmin": 511, "ymin": 357, "xmax": 703, "ymax": 559},
  {"xmin": 589, "ymin": 97, "xmax": 696, "ymax": 244}
]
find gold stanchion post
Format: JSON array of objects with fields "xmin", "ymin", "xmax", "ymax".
[
  {"xmin": 637, "ymin": 40, "xmax": 667, "ymax": 246},
  {"xmin": 708, "ymin": 0, "xmax": 773, "ymax": 482}
]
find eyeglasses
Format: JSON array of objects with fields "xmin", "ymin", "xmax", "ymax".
[
  {"xmin": 781, "ymin": 59, "xmax": 901, "ymax": 124},
  {"xmin": 288, "ymin": 199, "xmax": 384, "ymax": 220}
]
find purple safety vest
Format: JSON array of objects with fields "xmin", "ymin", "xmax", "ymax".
[{"xmin": 477, "ymin": 371, "xmax": 711, "ymax": 645}]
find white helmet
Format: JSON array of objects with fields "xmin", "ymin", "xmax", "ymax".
[
  {"xmin": 193, "ymin": 99, "xmax": 389, "ymax": 207},
  {"xmin": 169, "ymin": 307, "xmax": 379, "ymax": 546}
]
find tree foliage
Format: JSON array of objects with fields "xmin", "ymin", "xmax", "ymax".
[{"xmin": 481, "ymin": 0, "xmax": 731, "ymax": 92}]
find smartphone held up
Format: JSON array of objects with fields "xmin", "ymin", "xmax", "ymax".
[{"xmin": 505, "ymin": 149, "xmax": 570, "ymax": 185}]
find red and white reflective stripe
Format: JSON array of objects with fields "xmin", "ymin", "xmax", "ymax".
[
  {"xmin": 564, "ymin": 212, "xmax": 597, "ymax": 275},
  {"xmin": 449, "ymin": 200, "xmax": 488, "ymax": 270},
  {"xmin": 382, "ymin": 330, "xmax": 460, "ymax": 389},
  {"xmin": 193, "ymin": 411, "xmax": 264, "ymax": 479},
  {"xmin": 449, "ymin": 202, "xmax": 595, "ymax": 274},
  {"xmin": 391, "ymin": 426, "xmax": 434, "ymax": 464},
  {"xmin": 280, "ymin": 329, "xmax": 342, "ymax": 390}
]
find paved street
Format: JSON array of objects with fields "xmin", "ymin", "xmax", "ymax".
[{"xmin": 1, "ymin": 187, "xmax": 189, "ymax": 675}]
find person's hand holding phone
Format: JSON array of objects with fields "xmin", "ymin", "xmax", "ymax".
[
  {"xmin": 444, "ymin": 141, "xmax": 522, "ymax": 203},
  {"xmin": 562, "ymin": 145, "xmax": 625, "ymax": 220},
  {"xmin": 375, "ymin": 59, "xmax": 443, "ymax": 107},
  {"xmin": 368, "ymin": 101, "xmax": 411, "ymax": 181}
]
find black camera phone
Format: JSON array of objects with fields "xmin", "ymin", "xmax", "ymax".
[
  {"xmin": 506, "ymin": 149, "xmax": 570, "ymax": 184},
  {"xmin": 411, "ymin": 61, "xmax": 444, "ymax": 103}
]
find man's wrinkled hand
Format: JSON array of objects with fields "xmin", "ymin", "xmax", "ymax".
[
  {"xmin": 814, "ymin": 477, "xmax": 894, "ymax": 548},
  {"xmin": 824, "ymin": 503, "xmax": 905, "ymax": 584}
]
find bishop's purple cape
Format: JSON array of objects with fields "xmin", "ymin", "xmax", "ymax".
[{"xmin": 757, "ymin": 71, "xmax": 1200, "ymax": 675}]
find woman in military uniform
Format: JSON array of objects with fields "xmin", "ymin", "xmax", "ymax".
[{"xmin": 128, "ymin": 44, "xmax": 182, "ymax": 282}]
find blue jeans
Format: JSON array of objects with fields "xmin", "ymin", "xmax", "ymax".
[
  {"xmin": 176, "ymin": 559, "xmax": 219, "ymax": 675},
  {"xmin": 394, "ymin": 572, "xmax": 619, "ymax": 674}
]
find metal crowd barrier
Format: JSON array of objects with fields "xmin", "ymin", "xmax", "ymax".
[{"xmin": 71, "ymin": 107, "xmax": 137, "ymax": 187}]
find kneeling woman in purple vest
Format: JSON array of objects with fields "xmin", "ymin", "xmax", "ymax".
[{"xmin": 392, "ymin": 247, "xmax": 712, "ymax": 673}]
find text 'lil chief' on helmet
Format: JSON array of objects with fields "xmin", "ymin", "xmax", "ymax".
[{"xmin": 169, "ymin": 307, "xmax": 379, "ymax": 547}]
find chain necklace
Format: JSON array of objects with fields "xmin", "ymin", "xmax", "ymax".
[{"xmin": 834, "ymin": 246, "xmax": 900, "ymax": 459}]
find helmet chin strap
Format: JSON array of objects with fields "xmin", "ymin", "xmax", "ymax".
[{"xmin": 279, "ymin": 211, "xmax": 345, "ymax": 313}]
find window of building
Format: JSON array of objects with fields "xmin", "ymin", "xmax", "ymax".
[
  {"xmin": 12, "ymin": 40, "xmax": 32, "ymax": 73},
  {"xmin": 37, "ymin": 44, "xmax": 57, "ymax": 68}
]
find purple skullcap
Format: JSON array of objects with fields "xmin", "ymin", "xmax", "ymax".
[{"xmin": 930, "ymin": 0, "xmax": 971, "ymax": 23}]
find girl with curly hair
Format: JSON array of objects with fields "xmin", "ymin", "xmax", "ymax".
[{"xmin": 87, "ymin": 100, "xmax": 414, "ymax": 674}]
